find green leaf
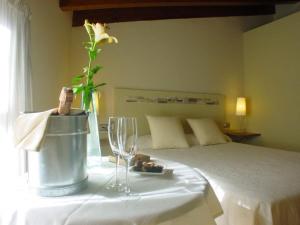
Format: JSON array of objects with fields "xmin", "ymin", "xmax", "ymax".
[
  {"xmin": 93, "ymin": 83, "xmax": 106, "ymax": 91},
  {"xmin": 73, "ymin": 87, "xmax": 83, "ymax": 94},
  {"xmin": 72, "ymin": 74, "xmax": 84, "ymax": 85},
  {"xmin": 74, "ymin": 74, "xmax": 84, "ymax": 78},
  {"xmin": 72, "ymin": 84, "xmax": 84, "ymax": 94},
  {"xmin": 72, "ymin": 79, "xmax": 81, "ymax": 85},
  {"xmin": 91, "ymin": 65, "xmax": 102, "ymax": 74}
]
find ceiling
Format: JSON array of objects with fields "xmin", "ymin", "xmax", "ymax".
[{"xmin": 59, "ymin": 0, "xmax": 300, "ymax": 26}]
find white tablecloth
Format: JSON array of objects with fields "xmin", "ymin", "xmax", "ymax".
[{"xmin": 0, "ymin": 159, "xmax": 222, "ymax": 225}]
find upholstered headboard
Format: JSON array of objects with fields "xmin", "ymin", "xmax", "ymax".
[{"xmin": 114, "ymin": 88, "xmax": 225, "ymax": 135}]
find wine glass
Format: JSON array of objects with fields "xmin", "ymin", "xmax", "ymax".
[
  {"xmin": 117, "ymin": 117, "xmax": 137, "ymax": 195},
  {"xmin": 107, "ymin": 117, "xmax": 123, "ymax": 191}
]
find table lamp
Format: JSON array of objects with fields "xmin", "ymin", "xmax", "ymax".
[{"xmin": 236, "ymin": 97, "xmax": 246, "ymax": 131}]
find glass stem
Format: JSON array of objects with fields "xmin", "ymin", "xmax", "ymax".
[
  {"xmin": 125, "ymin": 160, "xmax": 130, "ymax": 194},
  {"xmin": 115, "ymin": 154, "xmax": 119, "ymax": 186}
]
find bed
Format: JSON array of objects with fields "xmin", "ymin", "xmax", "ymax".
[
  {"xmin": 138, "ymin": 140, "xmax": 300, "ymax": 225},
  {"xmin": 113, "ymin": 88, "xmax": 300, "ymax": 225}
]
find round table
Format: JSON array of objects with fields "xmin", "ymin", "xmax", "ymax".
[{"xmin": 0, "ymin": 158, "xmax": 222, "ymax": 225}]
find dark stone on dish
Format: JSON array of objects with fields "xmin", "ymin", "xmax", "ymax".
[
  {"xmin": 132, "ymin": 161, "xmax": 164, "ymax": 173},
  {"xmin": 142, "ymin": 162, "xmax": 163, "ymax": 173}
]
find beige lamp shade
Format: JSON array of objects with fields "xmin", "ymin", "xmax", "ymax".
[{"xmin": 236, "ymin": 97, "xmax": 246, "ymax": 116}]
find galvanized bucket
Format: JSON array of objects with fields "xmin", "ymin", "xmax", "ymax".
[{"xmin": 27, "ymin": 114, "xmax": 88, "ymax": 197}]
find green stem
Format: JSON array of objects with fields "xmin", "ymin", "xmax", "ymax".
[
  {"xmin": 87, "ymin": 42, "xmax": 97, "ymax": 80},
  {"xmin": 84, "ymin": 41, "xmax": 97, "ymax": 111}
]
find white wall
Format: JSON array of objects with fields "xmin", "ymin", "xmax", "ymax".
[
  {"xmin": 28, "ymin": 0, "xmax": 72, "ymax": 111},
  {"xmin": 244, "ymin": 12, "xmax": 300, "ymax": 152},
  {"xmin": 26, "ymin": 0, "xmax": 300, "ymax": 151},
  {"xmin": 69, "ymin": 18, "xmax": 244, "ymax": 125}
]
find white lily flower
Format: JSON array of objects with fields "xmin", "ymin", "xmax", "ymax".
[{"xmin": 92, "ymin": 23, "xmax": 118, "ymax": 44}]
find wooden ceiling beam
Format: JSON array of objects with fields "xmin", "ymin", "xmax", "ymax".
[
  {"xmin": 60, "ymin": 0, "xmax": 300, "ymax": 11},
  {"xmin": 72, "ymin": 5, "xmax": 276, "ymax": 26}
]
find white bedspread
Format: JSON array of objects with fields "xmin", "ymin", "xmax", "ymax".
[{"xmin": 140, "ymin": 142, "xmax": 300, "ymax": 225}]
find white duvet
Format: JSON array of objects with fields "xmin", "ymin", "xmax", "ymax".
[{"xmin": 139, "ymin": 142, "xmax": 300, "ymax": 225}]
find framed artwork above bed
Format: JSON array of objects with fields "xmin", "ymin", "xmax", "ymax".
[{"xmin": 113, "ymin": 88, "xmax": 225, "ymax": 135}]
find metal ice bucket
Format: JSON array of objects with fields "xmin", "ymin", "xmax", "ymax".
[{"xmin": 28, "ymin": 114, "xmax": 88, "ymax": 197}]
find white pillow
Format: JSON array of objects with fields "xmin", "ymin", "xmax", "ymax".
[
  {"xmin": 137, "ymin": 134, "xmax": 199, "ymax": 150},
  {"xmin": 146, "ymin": 116, "xmax": 189, "ymax": 149},
  {"xmin": 187, "ymin": 118, "xmax": 227, "ymax": 146}
]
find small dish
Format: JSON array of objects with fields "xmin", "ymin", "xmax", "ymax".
[{"xmin": 130, "ymin": 168, "xmax": 173, "ymax": 176}]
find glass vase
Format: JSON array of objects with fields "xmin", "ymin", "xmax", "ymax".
[{"xmin": 81, "ymin": 92, "xmax": 102, "ymax": 168}]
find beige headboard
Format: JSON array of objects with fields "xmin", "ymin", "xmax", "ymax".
[{"xmin": 114, "ymin": 88, "xmax": 225, "ymax": 135}]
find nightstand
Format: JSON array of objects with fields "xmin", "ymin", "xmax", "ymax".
[{"xmin": 223, "ymin": 130, "xmax": 261, "ymax": 143}]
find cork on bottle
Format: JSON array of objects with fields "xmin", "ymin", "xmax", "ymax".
[{"xmin": 58, "ymin": 87, "xmax": 74, "ymax": 115}]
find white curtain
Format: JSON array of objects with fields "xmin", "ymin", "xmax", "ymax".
[{"xmin": 0, "ymin": 0, "xmax": 32, "ymax": 183}]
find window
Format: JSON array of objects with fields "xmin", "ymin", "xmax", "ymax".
[
  {"xmin": 0, "ymin": 1, "xmax": 32, "ymax": 184},
  {"xmin": 0, "ymin": 24, "xmax": 10, "ymax": 115},
  {"xmin": 0, "ymin": 24, "xmax": 18, "ymax": 182}
]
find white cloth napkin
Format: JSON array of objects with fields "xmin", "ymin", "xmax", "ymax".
[
  {"xmin": 14, "ymin": 109, "xmax": 56, "ymax": 151},
  {"xmin": 14, "ymin": 108, "xmax": 85, "ymax": 151}
]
